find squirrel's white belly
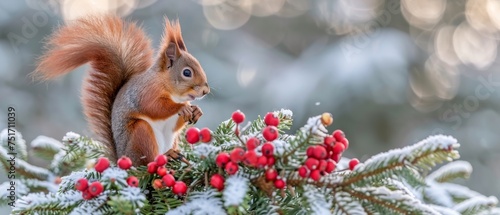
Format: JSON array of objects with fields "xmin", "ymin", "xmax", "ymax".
[{"xmin": 140, "ymin": 115, "xmax": 179, "ymax": 154}]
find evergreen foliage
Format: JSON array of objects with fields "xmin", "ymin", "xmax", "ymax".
[{"xmin": 0, "ymin": 110, "xmax": 498, "ymax": 214}]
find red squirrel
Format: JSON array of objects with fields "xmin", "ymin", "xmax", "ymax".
[{"xmin": 34, "ymin": 15, "xmax": 210, "ymax": 166}]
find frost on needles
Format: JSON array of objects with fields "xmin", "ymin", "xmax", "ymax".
[{"xmin": 0, "ymin": 109, "xmax": 499, "ymax": 215}]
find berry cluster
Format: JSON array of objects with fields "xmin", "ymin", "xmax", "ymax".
[
  {"xmin": 211, "ymin": 111, "xmax": 286, "ymax": 190},
  {"xmin": 297, "ymin": 114, "xmax": 361, "ymax": 181},
  {"xmin": 75, "ymin": 156, "xmax": 138, "ymax": 200},
  {"xmin": 146, "ymin": 154, "xmax": 187, "ymax": 195},
  {"xmin": 185, "ymin": 127, "xmax": 212, "ymax": 144}
]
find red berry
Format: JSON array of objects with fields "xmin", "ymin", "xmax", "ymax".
[
  {"xmin": 185, "ymin": 127, "xmax": 200, "ymax": 144},
  {"xmin": 267, "ymin": 156, "xmax": 276, "ymax": 166},
  {"xmin": 162, "ymin": 174, "xmax": 176, "ymax": 187},
  {"xmin": 173, "ymin": 181, "xmax": 188, "ymax": 195},
  {"xmin": 200, "ymin": 127, "xmax": 212, "ymax": 143},
  {"xmin": 210, "ymin": 174, "xmax": 225, "ymax": 191},
  {"xmin": 263, "ymin": 126, "xmax": 279, "ymax": 141},
  {"xmin": 94, "ymin": 157, "xmax": 110, "ymax": 173},
  {"xmin": 298, "ymin": 166, "xmax": 309, "ymax": 178},
  {"xmin": 274, "ymin": 179, "xmax": 286, "ymax": 189},
  {"xmin": 264, "ymin": 112, "xmax": 280, "ymax": 126},
  {"xmin": 230, "ymin": 147, "xmax": 245, "ymax": 163},
  {"xmin": 306, "ymin": 146, "xmax": 316, "ymax": 157},
  {"xmin": 317, "ymin": 160, "xmax": 327, "ymax": 171},
  {"xmin": 332, "ymin": 142, "xmax": 345, "ymax": 155},
  {"xmin": 243, "ymin": 150, "xmax": 258, "ymax": 167},
  {"xmin": 232, "ymin": 110, "xmax": 245, "ymax": 124},
  {"xmin": 155, "ymin": 154, "xmax": 168, "ymax": 166},
  {"xmin": 215, "ymin": 152, "xmax": 231, "ymax": 167},
  {"xmin": 117, "ymin": 156, "xmax": 133, "ymax": 170},
  {"xmin": 75, "ymin": 178, "xmax": 88, "ymax": 191},
  {"xmin": 246, "ymin": 137, "xmax": 260, "ymax": 150},
  {"xmin": 225, "ymin": 162, "xmax": 239, "ymax": 175},
  {"xmin": 127, "ymin": 176, "xmax": 139, "ymax": 187},
  {"xmin": 156, "ymin": 166, "xmax": 167, "ymax": 177},
  {"xmin": 339, "ymin": 138, "xmax": 349, "ymax": 149},
  {"xmin": 310, "ymin": 170, "xmax": 321, "ymax": 181},
  {"xmin": 265, "ymin": 169, "xmax": 278, "ymax": 181},
  {"xmin": 325, "ymin": 160, "xmax": 336, "ymax": 173},
  {"xmin": 333, "ymin": 130, "xmax": 345, "ymax": 141},
  {"xmin": 313, "ymin": 145, "xmax": 327, "ymax": 159},
  {"xmin": 152, "ymin": 179, "xmax": 163, "ymax": 190},
  {"xmin": 331, "ymin": 153, "xmax": 342, "ymax": 163},
  {"xmin": 147, "ymin": 162, "xmax": 157, "ymax": 174},
  {"xmin": 256, "ymin": 156, "xmax": 268, "ymax": 168},
  {"xmin": 324, "ymin": 136, "xmax": 335, "ymax": 147},
  {"xmin": 82, "ymin": 189, "xmax": 93, "ymax": 200},
  {"xmin": 88, "ymin": 181, "xmax": 104, "ymax": 196},
  {"xmin": 262, "ymin": 142, "xmax": 274, "ymax": 157},
  {"xmin": 349, "ymin": 158, "xmax": 360, "ymax": 171},
  {"xmin": 305, "ymin": 158, "xmax": 319, "ymax": 170}
]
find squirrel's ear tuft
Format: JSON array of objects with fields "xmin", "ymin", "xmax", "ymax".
[
  {"xmin": 162, "ymin": 17, "xmax": 186, "ymax": 52},
  {"xmin": 172, "ymin": 20, "xmax": 186, "ymax": 51}
]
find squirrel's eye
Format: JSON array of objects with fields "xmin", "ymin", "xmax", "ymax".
[{"xmin": 182, "ymin": 69, "xmax": 192, "ymax": 77}]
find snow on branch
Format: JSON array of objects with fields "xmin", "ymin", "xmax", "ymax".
[
  {"xmin": 0, "ymin": 145, "xmax": 52, "ymax": 180},
  {"xmin": 351, "ymin": 186, "xmax": 440, "ymax": 214},
  {"xmin": 427, "ymin": 160, "xmax": 472, "ymax": 183},
  {"xmin": 332, "ymin": 191, "xmax": 365, "ymax": 215},
  {"xmin": 453, "ymin": 195, "xmax": 499, "ymax": 215},
  {"xmin": 12, "ymin": 190, "xmax": 82, "ymax": 214},
  {"xmin": 304, "ymin": 185, "xmax": 332, "ymax": 215},
  {"xmin": 0, "ymin": 128, "xmax": 27, "ymax": 160},
  {"xmin": 343, "ymin": 135, "xmax": 459, "ymax": 186},
  {"xmin": 30, "ymin": 135, "xmax": 64, "ymax": 160},
  {"xmin": 223, "ymin": 175, "xmax": 249, "ymax": 207},
  {"xmin": 166, "ymin": 190, "xmax": 225, "ymax": 215}
]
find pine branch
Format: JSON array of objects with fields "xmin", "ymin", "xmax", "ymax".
[
  {"xmin": 1, "ymin": 128, "xmax": 28, "ymax": 161},
  {"xmin": 341, "ymin": 135, "xmax": 459, "ymax": 187},
  {"xmin": 0, "ymin": 145, "xmax": 52, "ymax": 180},
  {"xmin": 30, "ymin": 135, "xmax": 64, "ymax": 161},
  {"xmin": 453, "ymin": 196, "xmax": 498, "ymax": 215},
  {"xmin": 11, "ymin": 191, "xmax": 81, "ymax": 215},
  {"xmin": 427, "ymin": 160, "xmax": 472, "ymax": 183}
]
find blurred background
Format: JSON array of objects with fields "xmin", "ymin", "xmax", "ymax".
[{"xmin": 1, "ymin": 0, "xmax": 500, "ymax": 213}]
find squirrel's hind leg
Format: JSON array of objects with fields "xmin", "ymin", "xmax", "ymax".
[{"xmin": 125, "ymin": 119, "xmax": 159, "ymax": 166}]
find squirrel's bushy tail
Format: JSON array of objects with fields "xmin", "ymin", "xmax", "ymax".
[{"xmin": 35, "ymin": 15, "xmax": 153, "ymax": 160}]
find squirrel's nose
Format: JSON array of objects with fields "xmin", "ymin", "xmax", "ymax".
[{"xmin": 202, "ymin": 83, "xmax": 210, "ymax": 95}]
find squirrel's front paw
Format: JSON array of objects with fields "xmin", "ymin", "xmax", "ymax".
[
  {"xmin": 178, "ymin": 105, "xmax": 193, "ymax": 123},
  {"xmin": 190, "ymin": 105, "xmax": 203, "ymax": 124}
]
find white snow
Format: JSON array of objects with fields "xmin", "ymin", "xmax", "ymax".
[
  {"xmin": 120, "ymin": 187, "xmax": 146, "ymax": 208},
  {"xmin": 223, "ymin": 175, "xmax": 249, "ymax": 207},
  {"xmin": 59, "ymin": 171, "xmax": 88, "ymax": 191},
  {"xmin": 273, "ymin": 109, "xmax": 293, "ymax": 118},
  {"xmin": 166, "ymin": 190, "xmax": 226, "ymax": 215},
  {"xmin": 62, "ymin": 132, "xmax": 81, "ymax": 143},
  {"xmin": 453, "ymin": 195, "xmax": 498, "ymax": 213},
  {"xmin": 304, "ymin": 185, "xmax": 332, "ymax": 215},
  {"xmin": 0, "ymin": 128, "xmax": 27, "ymax": 159},
  {"xmin": 427, "ymin": 160, "xmax": 472, "ymax": 182},
  {"xmin": 424, "ymin": 180, "xmax": 454, "ymax": 207},
  {"xmin": 355, "ymin": 135, "xmax": 459, "ymax": 173},
  {"xmin": 13, "ymin": 190, "xmax": 82, "ymax": 213},
  {"xmin": 30, "ymin": 135, "xmax": 64, "ymax": 152},
  {"xmin": 429, "ymin": 204, "xmax": 461, "ymax": 215},
  {"xmin": 101, "ymin": 167, "xmax": 128, "ymax": 186},
  {"xmin": 193, "ymin": 144, "xmax": 220, "ymax": 158},
  {"xmin": 301, "ymin": 116, "xmax": 328, "ymax": 137}
]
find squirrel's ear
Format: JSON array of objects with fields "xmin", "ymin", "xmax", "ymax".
[{"xmin": 165, "ymin": 42, "xmax": 180, "ymax": 68}]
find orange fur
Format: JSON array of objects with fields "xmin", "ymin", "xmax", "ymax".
[
  {"xmin": 34, "ymin": 16, "xmax": 153, "ymax": 160},
  {"xmin": 34, "ymin": 15, "xmax": 209, "ymax": 165}
]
